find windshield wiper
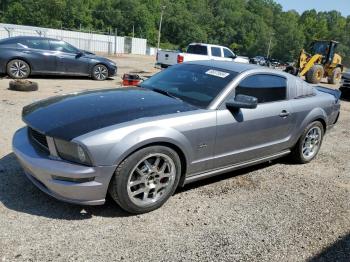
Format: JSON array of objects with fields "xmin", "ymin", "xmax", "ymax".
[{"xmin": 151, "ymin": 88, "xmax": 183, "ymax": 101}]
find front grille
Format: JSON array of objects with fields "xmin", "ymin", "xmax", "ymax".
[{"xmin": 28, "ymin": 127, "xmax": 49, "ymax": 151}]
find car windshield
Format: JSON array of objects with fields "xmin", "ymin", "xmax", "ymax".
[{"xmin": 141, "ymin": 64, "xmax": 237, "ymax": 108}]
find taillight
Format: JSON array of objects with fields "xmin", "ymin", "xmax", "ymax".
[{"xmin": 177, "ymin": 55, "xmax": 184, "ymax": 63}]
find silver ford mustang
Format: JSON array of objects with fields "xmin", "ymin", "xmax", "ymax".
[{"xmin": 12, "ymin": 61, "xmax": 341, "ymax": 214}]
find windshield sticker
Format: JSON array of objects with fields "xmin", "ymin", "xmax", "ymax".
[{"xmin": 205, "ymin": 69, "xmax": 230, "ymax": 78}]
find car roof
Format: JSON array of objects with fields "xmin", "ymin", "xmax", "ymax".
[
  {"xmin": 186, "ymin": 60, "xmax": 265, "ymax": 73},
  {"xmin": 188, "ymin": 43, "xmax": 229, "ymax": 49},
  {"xmin": 1, "ymin": 36, "xmax": 60, "ymax": 41},
  {"xmin": 186, "ymin": 60, "xmax": 297, "ymax": 80}
]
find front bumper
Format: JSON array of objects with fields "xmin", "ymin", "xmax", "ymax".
[
  {"xmin": 12, "ymin": 127, "xmax": 116, "ymax": 205},
  {"xmin": 108, "ymin": 65, "xmax": 118, "ymax": 77}
]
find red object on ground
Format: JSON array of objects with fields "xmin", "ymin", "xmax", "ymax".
[
  {"xmin": 122, "ymin": 74, "xmax": 141, "ymax": 86},
  {"xmin": 177, "ymin": 54, "xmax": 184, "ymax": 63}
]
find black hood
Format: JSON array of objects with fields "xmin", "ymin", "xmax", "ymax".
[{"xmin": 22, "ymin": 87, "xmax": 198, "ymax": 140}]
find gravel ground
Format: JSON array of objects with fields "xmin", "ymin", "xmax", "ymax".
[{"xmin": 0, "ymin": 55, "xmax": 349, "ymax": 261}]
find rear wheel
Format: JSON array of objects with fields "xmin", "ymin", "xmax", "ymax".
[
  {"xmin": 7, "ymin": 59, "xmax": 31, "ymax": 79},
  {"xmin": 290, "ymin": 121, "xmax": 324, "ymax": 164},
  {"xmin": 92, "ymin": 64, "xmax": 108, "ymax": 81},
  {"xmin": 109, "ymin": 146, "xmax": 181, "ymax": 214},
  {"xmin": 328, "ymin": 67, "xmax": 342, "ymax": 85},
  {"xmin": 305, "ymin": 65, "xmax": 324, "ymax": 84}
]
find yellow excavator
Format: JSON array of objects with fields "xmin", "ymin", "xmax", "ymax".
[{"xmin": 285, "ymin": 40, "xmax": 343, "ymax": 84}]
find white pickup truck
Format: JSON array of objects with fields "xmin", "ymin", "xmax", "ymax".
[{"xmin": 156, "ymin": 43, "xmax": 249, "ymax": 68}]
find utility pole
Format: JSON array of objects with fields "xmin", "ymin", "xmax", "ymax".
[
  {"xmin": 132, "ymin": 24, "xmax": 134, "ymax": 38},
  {"xmin": 267, "ymin": 32, "xmax": 274, "ymax": 59},
  {"xmin": 157, "ymin": 5, "xmax": 166, "ymax": 52},
  {"xmin": 114, "ymin": 28, "xmax": 118, "ymax": 54}
]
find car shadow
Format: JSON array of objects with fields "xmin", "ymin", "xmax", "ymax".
[
  {"xmin": 1, "ymin": 75, "xmax": 117, "ymax": 81},
  {"xmin": 176, "ymin": 161, "xmax": 274, "ymax": 194},
  {"xmin": 307, "ymin": 233, "xmax": 350, "ymax": 262},
  {"xmin": 0, "ymin": 153, "xmax": 131, "ymax": 220}
]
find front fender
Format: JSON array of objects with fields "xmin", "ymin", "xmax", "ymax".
[
  {"xmin": 78, "ymin": 124, "xmax": 193, "ymax": 168},
  {"xmin": 107, "ymin": 126, "xmax": 193, "ymax": 167}
]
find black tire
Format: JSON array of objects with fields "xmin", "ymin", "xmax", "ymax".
[
  {"xmin": 109, "ymin": 146, "xmax": 182, "ymax": 214},
  {"xmin": 92, "ymin": 64, "xmax": 108, "ymax": 81},
  {"xmin": 290, "ymin": 121, "xmax": 324, "ymax": 164},
  {"xmin": 7, "ymin": 59, "xmax": 31, "ymax": 79},
  {"xmin": 285, "ymin": 66, "xmax": 298, "ymax": 76},
  {"xmin": 340, "ymin": 86, "xmax": 350, "ymax": 100},
  {"xmin": 328, "ymin": 67, "xmax": 342, "ymax": 85},
  {"xmin": 9, "ymin": 80, "xmax": 38, "ymax": 92},
  {"xmin": 305, "ymin": 65, "xmax": 324, "ymax": 84}
]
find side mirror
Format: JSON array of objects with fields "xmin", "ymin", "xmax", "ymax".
[
  {"xmin": 226, "ymin": 94, "xmax": 258, "ymax": 110},
  {"xmin": 76, "ymin": 51, "xmax": 84, "ymax": 58}
]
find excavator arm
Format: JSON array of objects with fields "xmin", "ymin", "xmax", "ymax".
[{"xmin": 299, "ymin": 54, "xmax": 322, "ymax": 76}]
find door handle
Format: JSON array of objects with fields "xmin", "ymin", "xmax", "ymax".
[{"xmin": 279, "ymin": 110, "xmax": 290, "ymax": 117}]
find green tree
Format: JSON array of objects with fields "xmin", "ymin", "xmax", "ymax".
[{"xmin": 0, "ymin": 0, "xmax": 349, "ymax": 65}]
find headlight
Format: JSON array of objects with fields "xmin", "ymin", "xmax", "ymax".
[{"xmin": 54, "ymin": 138, "xmax": 92, "ymax": 166}]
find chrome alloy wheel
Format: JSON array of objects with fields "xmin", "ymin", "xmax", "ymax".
[
  {"xmin": 302, "ymin": 126, "xmax": 322, "ymax": 160},
  {"xmin": 93, "ymin": 65, "xmax": 108, "ymax": 80},
  {"xmin": 9, "ymin": 60, "xmax": 29, "ymax": 78},
  {"xmin": 127, "ymin": 153, "xmax": 176, "ymax": 207}
]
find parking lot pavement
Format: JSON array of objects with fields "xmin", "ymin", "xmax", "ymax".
[{"xmin": 0, "ymin": 56, "xmax": 349, "ymax": 261}]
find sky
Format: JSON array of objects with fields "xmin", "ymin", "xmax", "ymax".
[{"xmin": 274, "ymin": 0, "xmax": 350, "ymax": 16}]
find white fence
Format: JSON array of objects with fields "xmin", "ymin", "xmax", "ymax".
[{"xmin": 0, "ymin": 23, "xmax": 153, "ymax": 55}]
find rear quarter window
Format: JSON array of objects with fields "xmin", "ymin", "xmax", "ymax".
[
  {"xmin": 0, "ymin": 38, "xmax": 25, "ymax": 47},
  {"xmin": 187, "ymin": 45, "xmax": 208, "ymax": 55}
]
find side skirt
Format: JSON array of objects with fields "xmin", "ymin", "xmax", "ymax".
[{"xmin": 184, "ymin": 150, "xmax": 291, "ymax": 185}]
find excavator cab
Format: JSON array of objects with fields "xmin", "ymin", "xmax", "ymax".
[
  {"xmin": 286, "ymin": 40, "xmax": 343, "ymax": 85},
  {"xmin": 310, "ymin": 40, "xmax": 337, "ymax": 65}
]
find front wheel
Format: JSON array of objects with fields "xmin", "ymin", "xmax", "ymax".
[
  {"xmin": 290, "ymin": 121, "xmax": 324, "ymax": 164},
  {"xmin": 328, "ymin": 67, "xmax": 342, "ymax": 85},
  {"xmin": 109, "ymin": 146, "xmax": 181, "ymax": 214},
  {"xmin": 7, "ymin": 59, "xmax": 31, "ymax": 79},
  {"xmin": 92, "ymin": 64, "xmax": 108, "ymax": 81}
]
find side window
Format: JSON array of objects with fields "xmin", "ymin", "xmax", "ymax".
[
  {"xmin": 223, "ymin": 48, "xmax": 235, "ymax": 59},
  {"xmin": 50, "ymin": 40, "xmax": 78, "ymax": 53},
  {"xmin": 211, "ymin": 47, "xmax": 221, "ymax": 57},
  {"xmin": 235, "ymin": 74, "xmax": 287, "ymax": 103},
  {"xmin": 25, "ymin": 39, "xmax": 50, "ymax": 50}
]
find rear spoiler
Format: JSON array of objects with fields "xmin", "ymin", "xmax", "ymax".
[{"xmin": 316, "ymin": 86, "xmax": 341, "ymax": 101}]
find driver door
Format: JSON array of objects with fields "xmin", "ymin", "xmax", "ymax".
[
  {"xmin": 49, "ymin": 40, "xmax": 89, "ymax": 75},
  {"xmin": 222, "ymin": 48, "xmax": 236, "ymax": 61},
  {"xmin": 213, "ymin": 74, "xmax": 294, "ymax": 169}
]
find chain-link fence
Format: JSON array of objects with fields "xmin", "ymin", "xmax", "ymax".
[{"xmin": 0, "ymin": 23, "xmax": 151, "ymax": 55}]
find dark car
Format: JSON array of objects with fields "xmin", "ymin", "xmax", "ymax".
[
  {"xmin": 0, "ymin": 36, "xmax": 117, "ymax": 80},
  {"xmin": 340, "ymin": 70, "xmax": 350, "ymax": 99},
  {"xmin": 250, "ymin": 56, "xmax": 267, "ymax": 66}
]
